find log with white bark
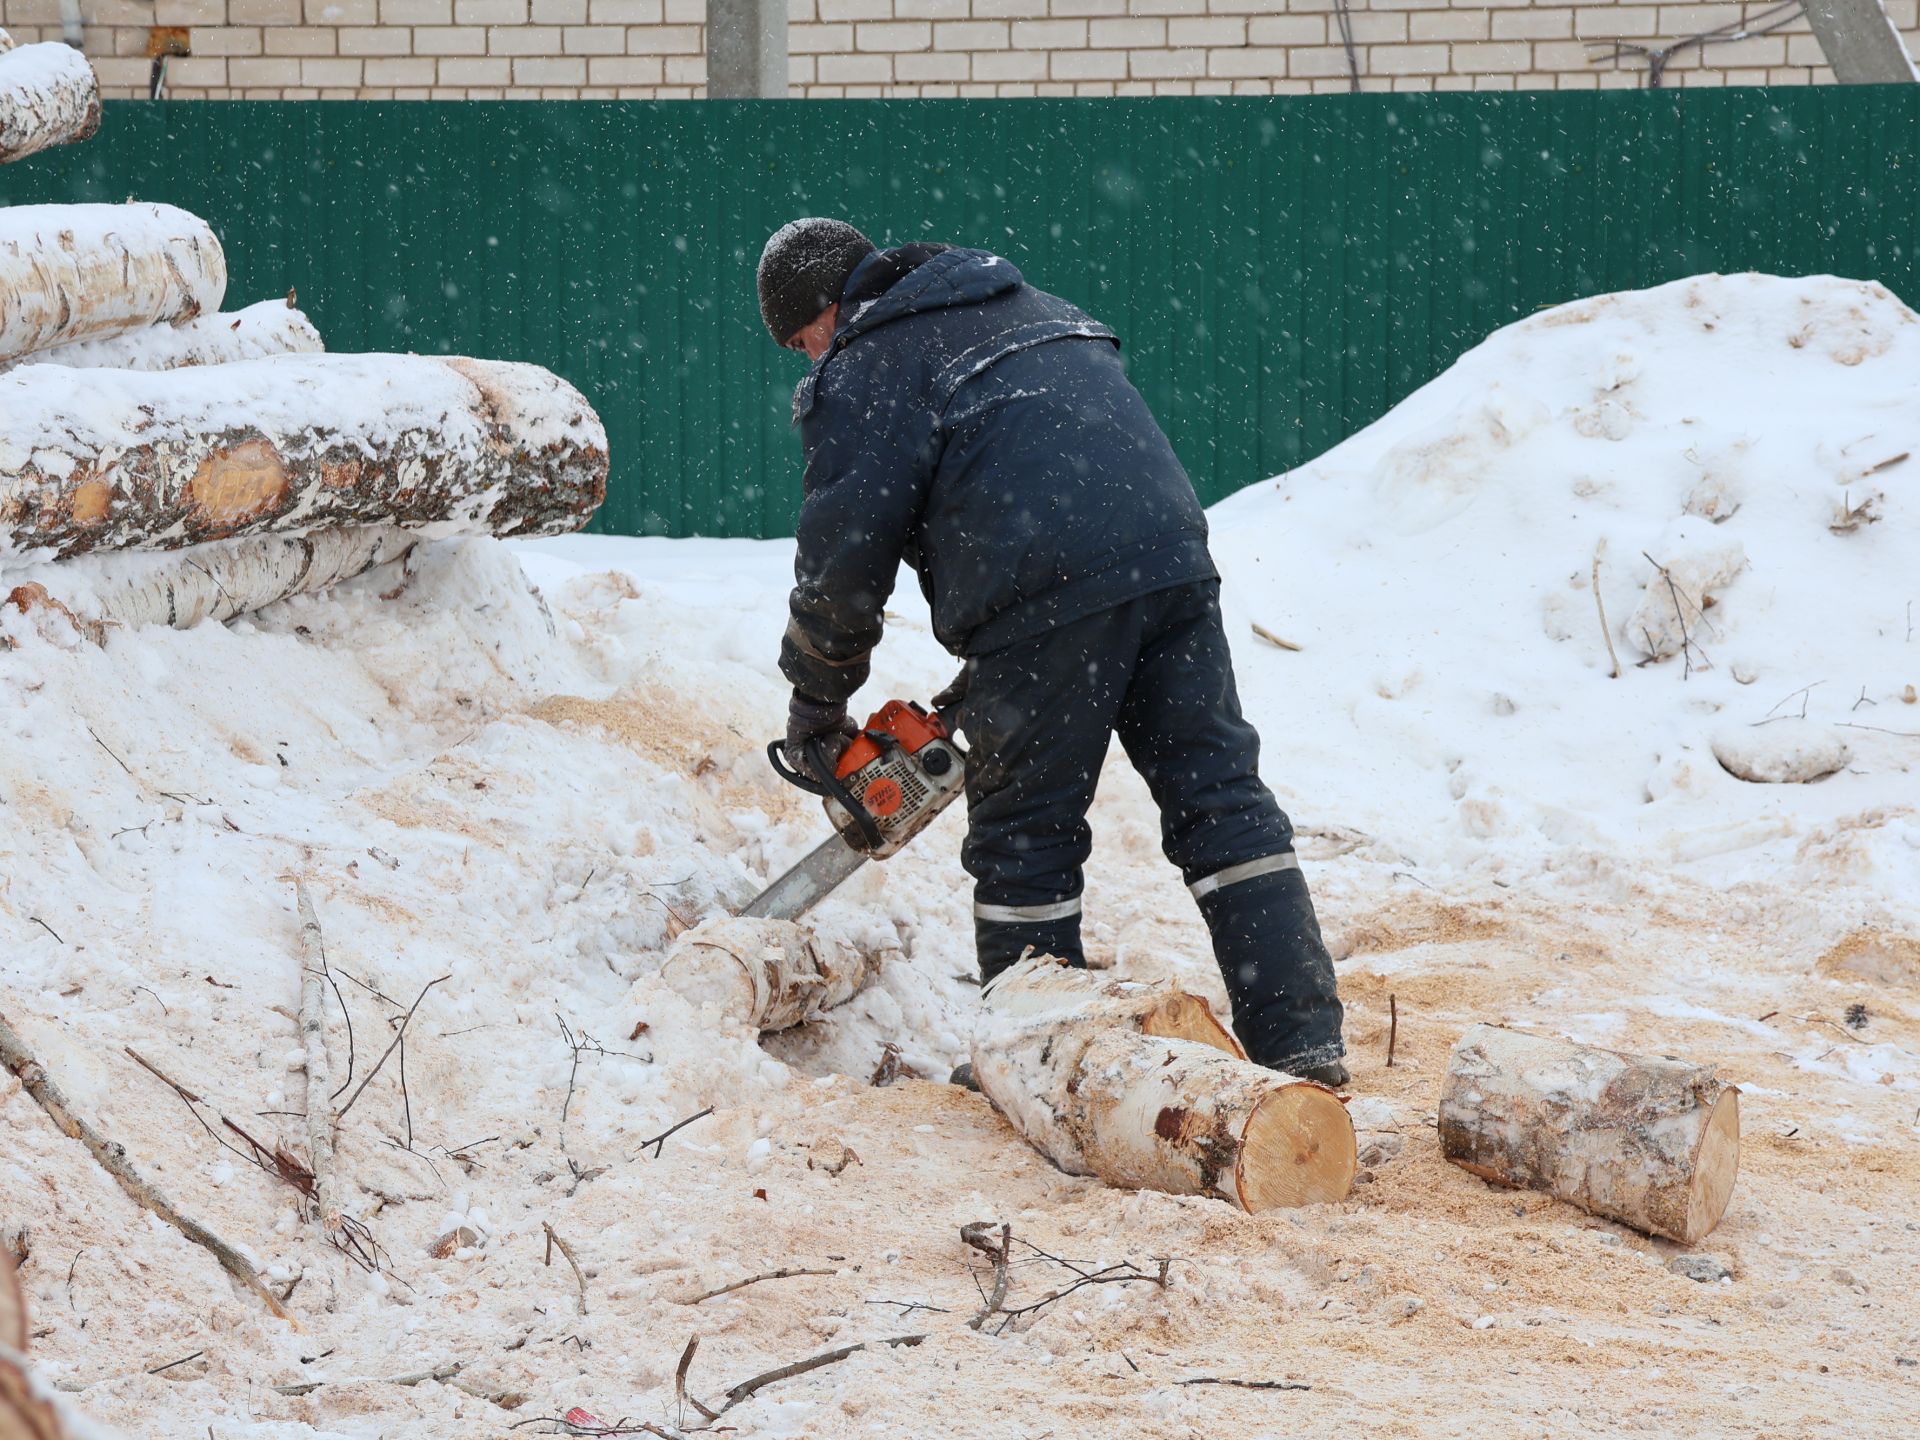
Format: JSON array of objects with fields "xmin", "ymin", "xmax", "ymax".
[
  {"xmin": 1438, "ymin": 1023, "xmax": 1740, "ymax": 1244},
  {"xmin": 971, "ymin": 955, "xmax": 1355, "ymax": 1212},
  {"xmin": 0, "ymin": 36, "xmax": 100, "ymax": 165},
  {"xmin": 0, "ymin": 354, "xmax": 607, "ymax": 560},
  {"xmin": 0, "ymin": 1249, "xmax": 63, "ymax": 1440},
  {"xmin": 3, "ymin": 296, "xmax": 322, "ymax": 373},
  {"xmin": 0, "ymin": 203, "xmax": 225, "ymax": 362},
  {"xmin": 659, "ymin": 917, "xmax": 879, "ymax": 1031},
  {"xmin": 5, "ymin": 524, "xmax": 417, "ymax": 637}
]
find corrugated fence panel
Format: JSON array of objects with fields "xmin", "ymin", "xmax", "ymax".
[{"xmin": 2, "ymin": 90, "xmax": 1916, "ymax": 539}]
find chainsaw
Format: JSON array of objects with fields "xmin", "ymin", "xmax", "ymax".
[{"xmin": 742, "ymin": 699, "xmax": 966, "ymax": 922}]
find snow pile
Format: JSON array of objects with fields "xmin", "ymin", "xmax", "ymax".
[
  {"xmin": 1208, "ymin": 273, "xmax": 1920, "ymax": 893},
  {"xmin": 2, "ymin": 274, "xmax": 1918, "ymax": 1438}
]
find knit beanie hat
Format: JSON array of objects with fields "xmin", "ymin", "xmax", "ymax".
[{"xmin": 758, "ymin": 218, "xmax": 876, "ymax": 345}]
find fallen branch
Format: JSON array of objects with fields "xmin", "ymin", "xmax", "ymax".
[
  {"xmin": 1177, "ymin": 1376, "xmax": 1311, "ymax": 1391},
  {"xmin": 719, "ymin": 1334, "xmax": 925, "ymax": 1413},
  {"xmin": 1388, "ymin": 993, "xmax": 1399, "ymax": 1068},
  {"xmin": 634, "ymin": 1106, "xmax": 713, "ymax": 1161},
  {"xmin": 960, "ymin": 1222, "xmax": 1010, "ymax": 1332},
  {"xmin": 0, "ymin": 1009, "xmax": 294, "ymax": 1324},
  {"xmin": 689, "ymin": 1267, "xmax": 837, "ymax": 1305},
  {"xmin": 273, "ymin": 1359, "xmax": 469, "ymax": 1397},
  {"xmin": 543, "ymin": 1223, "xmax": 588, "ymax": 1316},
  {"xmin": 675, "ymin": 1334, "xmax": 717, "ymax": 1424},
  {"xmin": 334, "ymin": 974, "xmax": 450, "ymax": 1123},
  {"xmin": 294, "ymin": 880, "xmax": 343, "ymax": 1236}
]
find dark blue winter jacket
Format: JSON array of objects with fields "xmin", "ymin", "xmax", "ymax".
[{"xmin": 779, "ymin": 247, "xmax": 1217, "ymax": 704}]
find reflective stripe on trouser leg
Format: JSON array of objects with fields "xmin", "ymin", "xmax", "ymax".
[
  {"xmin": 973, "ymin": 897, "xmax": 1085, "ymax": 984},
  {"xmin": 972, "ymin": 896, "xmax": 1084, "ymax": 925},
  {"xmin": 1187, "ymin": 851, "xmax": 1301, "ymax": 900}
]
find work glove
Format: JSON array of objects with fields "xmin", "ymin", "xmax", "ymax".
[
  {"xmin": 784, "ymin": 692, "xmax": 859, "ymax": 782},
  {"xmin": 931, "ymin": 663, "xmax": 972, "ymax": 721}
]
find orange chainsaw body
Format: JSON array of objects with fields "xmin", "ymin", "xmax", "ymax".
[{"xmin": 827, "ymin": 700, "xmax": 965, "ymax": 857}]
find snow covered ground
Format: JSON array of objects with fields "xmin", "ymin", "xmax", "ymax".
[{"xmin": 2, "ymin": 273, "xmax": 1917, "ymax": 1438}]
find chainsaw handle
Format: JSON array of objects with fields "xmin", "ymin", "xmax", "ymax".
[
  {"xmin": 765, "ymin": 738, "xmax": 828, "ymax": 797},
  {"xmin": 765, "ymin": 737, "xmax": 888, "ymax": 853}
]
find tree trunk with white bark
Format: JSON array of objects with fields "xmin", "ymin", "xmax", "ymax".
[
  {"xmin": 0, "ymin": 204, "xmax": 225, "ymax": 363},
  {"xmin": 659, "ymin": 916, "xmax": 879, "ymax": 1031},
  {"xmin": 0, "ymin": 36, "xmax": 100, "ymax": 166},
  {"xmin": 5, "ymin": 524, "xmax": 417, "ymax": 637},
  {"xmin": 972, "ymin": 955, "xmax": 1356, "ymax": 1213},
  {"xmin": 0, "ymin": 354, "xmax": 606, "ymax": 560},
  {"xmin": 1439, "ymin": 1023, "xmax": 1741, "ymax": 1244},
  {"xmin": 3, "ymin": 296, "xmax": 322, "ymax": 373}
]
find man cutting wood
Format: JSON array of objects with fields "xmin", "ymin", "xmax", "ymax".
[{"xmin": 757, "ymin": 218, "xmax": 1349, "ymax": 1087}]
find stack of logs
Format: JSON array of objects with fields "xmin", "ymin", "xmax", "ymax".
[{"xmin": 0, "ymin": 34, "xmax": 608, "ymax": 637}]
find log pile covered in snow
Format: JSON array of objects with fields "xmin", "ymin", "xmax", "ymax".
[
  {"xmin": 0, "ymin": 116, "xmax": 607, "ymax": 633},
  {"xmin": 0, "ymin": 31, "xmax": 99, "ymax": 165}
]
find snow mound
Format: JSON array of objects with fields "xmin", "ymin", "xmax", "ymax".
[
  {"xmin": 1710, "ymin": 720, "xmax": 1851, "ymax": 785},
  {"xmin": 1209, "ymin": 273, "xmax": 1920, "ymax": 885}
]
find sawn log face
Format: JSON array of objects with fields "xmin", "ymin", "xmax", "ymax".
[{"xmin": 0, "ymin": 355, "xmax": 607, "ymax": 559}]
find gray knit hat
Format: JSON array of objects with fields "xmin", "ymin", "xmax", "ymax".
[{"xmin": 758, "ymin": 218, "xmax": 876, "ymax": 345}]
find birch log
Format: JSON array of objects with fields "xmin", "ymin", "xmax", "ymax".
[
  {"xmin": 0, "ymin": 38, "xmax": 100, "ymax": 165},
  {"xmin": 0, "ymin": 354, "xmax": 607, "ymax": 560},
  {"xmin": 6, "ymin": 524, "xmax": 417, "ymax": 636},
  {"xmin": 4, "ymin": 297, "xmax": 322, "ymax": 373},
  {"xmin": 1438, "ymin": 1024, "xmax": 1741, "ymax": 1244},
  {"xmin": 0, "ymin": 204, "xmax": 225, "ymax": 362},
  {"xmin": 972, "ymin": 956, "xmax": 1355, "ymax": 1212},
  {"xmin": 659, "ymin": 917, "xmax": 878, "ymax": 1031}
]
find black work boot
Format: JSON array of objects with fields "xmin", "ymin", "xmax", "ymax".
[
  {"xmin": 975, "ymin": 913, "xmax": 1085, "ymax": 988},
  {"xmin": 1194, "ymin": 859, "xmax": 1346, "ymax": 1077}
]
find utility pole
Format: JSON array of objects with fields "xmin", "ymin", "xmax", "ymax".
[
  {"xmin": 1803, "ymin": 0, "xmax": 1919, "ymax": 82},
  {"xmin": 708, "ymin": 0, "xmax": 790, "ymax": 98}
]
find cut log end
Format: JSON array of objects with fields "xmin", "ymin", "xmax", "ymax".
[
  {"xmin": 1138, "ymin": 991, "xmax": 1244, "ymax": 1058},
  {"xmin": 1235, "ymin": 1081, "xmax": 1357, "ymax": 1212},
  {"xmin": 1685, "ymin": 1087, "xmax": 1741, "ymax": 1245}
]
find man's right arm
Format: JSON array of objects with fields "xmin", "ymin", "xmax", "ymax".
[{"xmin": 780, "ymin": 359, "xmax": 938, "ymax": 705}]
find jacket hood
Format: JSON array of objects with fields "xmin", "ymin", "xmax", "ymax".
[{"xmin": 831, "ymin": 247, "xmax": 1024, "ymax": 348}]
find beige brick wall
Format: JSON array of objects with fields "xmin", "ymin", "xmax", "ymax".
[{"xmin": 1, "ymin": 0, "xmax": 1908, "ymax": 100}]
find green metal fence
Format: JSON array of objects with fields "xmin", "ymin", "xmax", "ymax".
[{"xmin": 3, "ymin": 91, "xmax": 1917, "ymax": 538}]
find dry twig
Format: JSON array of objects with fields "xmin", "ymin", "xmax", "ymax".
[
  {"xmin": 719, "ymin": 1334, "xmax": 925, "ymax": 1413},
  {"xmin": 689, "ymin": 1267, "xmax": 837, "ymax": 1305},
  {"xmin": 961, "ymin": 1222, "xmax": 1011, "ymax": 1332},
  {"xmin": 634, "ymin": 1106, "xmax": 713, "ymax": 1160},
  {"xmin": 335, "ymin": 974, "xmax": 450, "ymax": 1123},
  {"xmin": 1, "ymin": 1011, "xmax": 294, "ymax": 1323},
  {"xmin": 1592, "ymin": 549, "xmax": 1620, "ymax": 679},
  {"xmin": 543, "ymin": 1223, "xmax": 589, "ymax": 1316},
  {"xmin": 1251, "ymin": 621, "xmax": 1302, "ymax": 652}
]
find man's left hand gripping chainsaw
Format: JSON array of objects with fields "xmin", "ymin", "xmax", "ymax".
[{"xmin": 743, "ymin": 700, "xmax": 965, "ymax": 922}]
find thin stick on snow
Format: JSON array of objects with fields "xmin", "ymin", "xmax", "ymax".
[
  {"xmin": 335, "ymin": 974, "xmax": 450, "ymax": 1123},
  {"xmin": 1251, "ymin": 621, "xmax": 1303, "ymax": 652},
  {"xmin": 717, "ymin": 1334, "xmax": 927, "ymax": 1413},
  {"xmin": 634, "ymin": 1106, "xmax": 714, "ymax": 1160},
  {"xmin": 0, "ymin": 1010, "xmax": 295, "ymax": 1324},
  {"xmin": 961, "ymin": 1222, "xmax": 1011, "ymax": 1332},
  {"xmin": 543, "ymin": 1222, "xmax": 588, "ymax": 1316},
  {"xmin": 689, "ymin": 1267, "xmax": 838, "ymax": 1304},
  {"xmin": 294, "ymin": 880, "xmax": 342, "ymax": 1236},
  {"xmin": 1591, "ymin": 549, "xmax": 1620, "ymax": 679},
  {"xmin": 1176, "ymin": 1377, "xmax": 1312, "ymax": 1391},
  {"xmin": 676, "ymin": 1334, "xmax": 719, "ymax": 1423},
  {"xmin": 1387, "ymin": 994, "xmax": 1399, "ymax": 1068}
]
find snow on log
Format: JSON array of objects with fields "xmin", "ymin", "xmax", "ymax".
[
  {"xmin": 972, "ymin": 955, "xmax": 1356, "ymax": 1213},
  {"xmin": 0, "ymin": 354, "xmax": 607, "ymax": 560},
  {"xmin": 658, "ymin": 916, "xmax": 879, "ymax": 1031},
  {"xmin": 4, "ymin": 297, "xmax": 322, "ymax": 373},
  {"xmin": 0, "ymin": 203, "xmax": 225, "ymax": 363},
  {"xmin": 0, "ymin": 37, "xmax": 100, "ymax": 165},
  {"xmin": 1438, "ymin": 1023, "xmax": 1740, "ymax": 1244}
]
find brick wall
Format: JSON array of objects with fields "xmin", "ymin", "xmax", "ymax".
[{"xmin": 0, "ymin": 0, "xmax": 1908, "ymax": 100}]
